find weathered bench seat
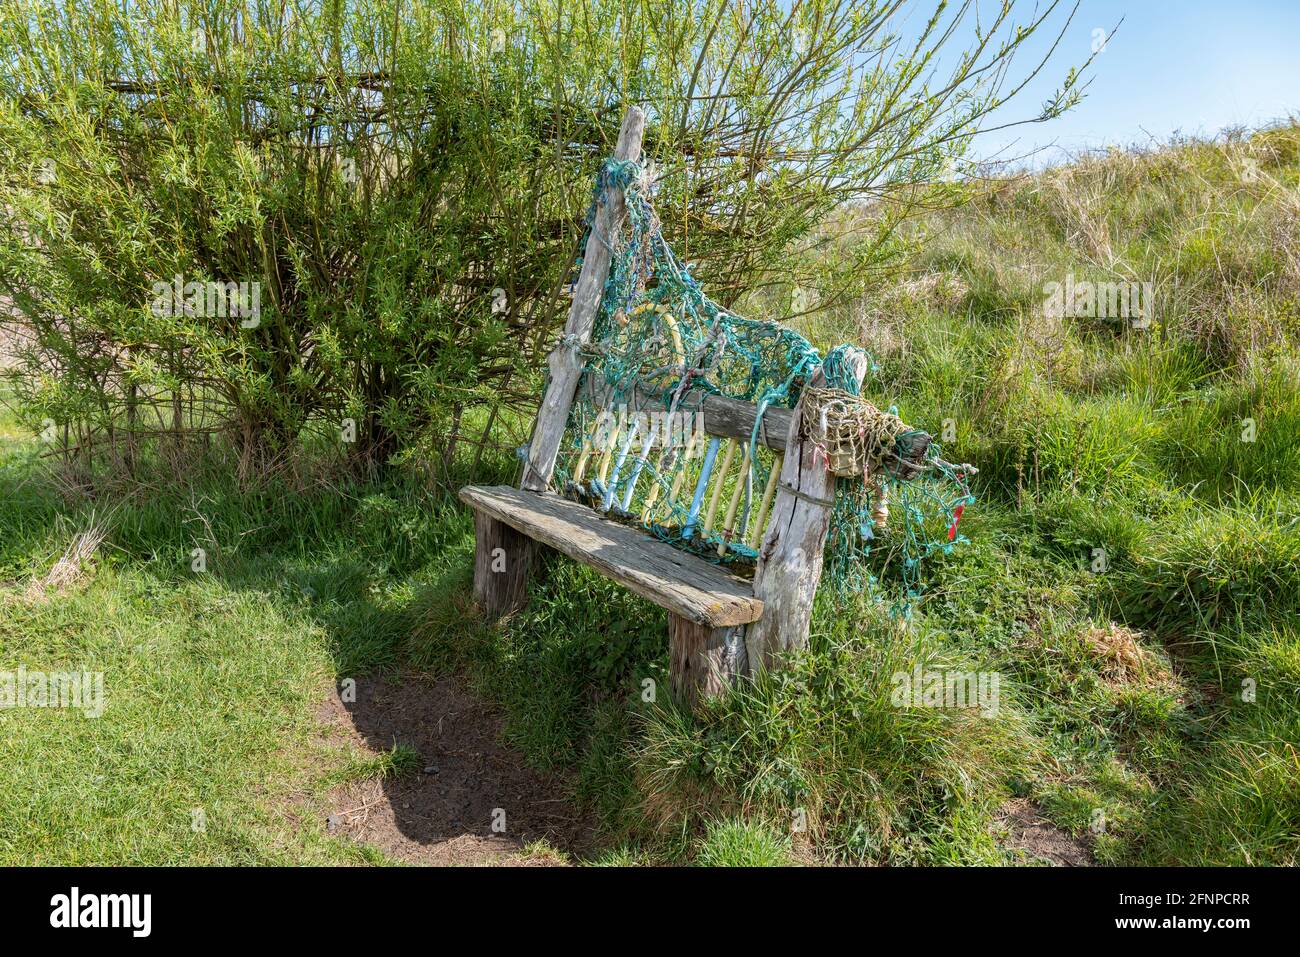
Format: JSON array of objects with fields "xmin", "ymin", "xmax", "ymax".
[{"xmin": 459, "ymin": 485, "xmax": 763, "ymax": 627}]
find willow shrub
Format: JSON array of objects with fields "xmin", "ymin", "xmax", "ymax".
[{"xmin": 0, "ymin": 0, "xmax": 1087, "ymax": 481}]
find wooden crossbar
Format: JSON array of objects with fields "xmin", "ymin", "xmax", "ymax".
[{"xmin": 580, "ymin": 374, "xmax": 930, "ymax": 479}]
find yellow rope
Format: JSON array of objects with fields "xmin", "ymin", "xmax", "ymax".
[
  {"xmin": 703, "ymin": 438, "xmax": 737, "ymax": 532},
  {"xmin": 748, "ymin": 453, "xmax": 782, "ymax": 548},
  {"xmin": 718, "ymin": 443, "xmax": 752, "ymax": 556}
]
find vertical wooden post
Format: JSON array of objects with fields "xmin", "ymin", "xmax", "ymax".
[
  {"xmin": 745, "ymin": 351, "xmax": 868, "ymax": 672},
  {"xmin": 668, "ymin": 614, "xmax": 747, "ymax": 708},
  {"xmin": 473, "ymin": 512, "xmax": 537, "ymax": 618},
  {"xmin": 520, "ymin": 106, "xmax": 647, "ymax": 492}
]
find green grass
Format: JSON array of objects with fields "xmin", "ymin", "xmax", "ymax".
[
  {"xmin": 694, "ymin": 819, "xmax": 794, "ymax": 867},
  {"xmin": 3, "ymin": 123, "xmax": 1299, "ymax": 866},
  {"xmin": 324, "ymin": 743, "xmax": 424, "ymax": 788},
  {"xmin": 0, "ymin": 409, "xmax": 482, "ymax": 864}
]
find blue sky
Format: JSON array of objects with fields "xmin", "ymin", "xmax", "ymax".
[{"xmin": 932, "ymin": 0, "xmax": 1300, "ymax": 166}]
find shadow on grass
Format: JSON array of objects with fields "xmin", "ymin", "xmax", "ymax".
[
  {"xmin": 203, "ymin": 511, "xmax": 612, "ymax": 862},
  {"xmin": 5, "ymin": 446, "xmax": 621, "ymax": 862}
]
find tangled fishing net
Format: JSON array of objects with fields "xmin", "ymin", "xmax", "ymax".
[{"xmin": 542, "ymin": 157, "xmax": 975, "ymax": 614}]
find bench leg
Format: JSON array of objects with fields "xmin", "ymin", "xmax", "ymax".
[
  {"xmin": 668, "ymin": 615, "xmax": 748, "ymax": 708},
  {"xmin": 473, "ymin": 512, "xmax": 537, "ymax": 618}
]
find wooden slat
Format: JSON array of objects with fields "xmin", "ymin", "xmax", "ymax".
[{"xmin": 459, "ymin": 485, "xmax": 764, "ymax": 628}]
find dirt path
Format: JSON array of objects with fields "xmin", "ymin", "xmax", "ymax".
[{"xmin": 313, "ymin": 674, "xmax": 596, "ymax": 866}]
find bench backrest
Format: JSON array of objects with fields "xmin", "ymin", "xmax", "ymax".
[{"xmin": 555, "ymin": 288, "xmax": 832, "ymax": 564}]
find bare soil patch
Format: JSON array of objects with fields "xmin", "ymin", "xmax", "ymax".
[
  {"xmin": 314, "ymin": 673, "xmax": 596, "ymax": 866},
  {"xmin": 996, "ymin": 799, "xmax": 1093, "ymax": 866}
]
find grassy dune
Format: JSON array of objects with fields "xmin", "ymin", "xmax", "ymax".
[{"xmin": 2, "ymin": 124, "xmax": 1298, "ymax": 865}]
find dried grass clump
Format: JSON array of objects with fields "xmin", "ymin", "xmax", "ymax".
[
  {"xmin": 1260, "ymin": 195, "xmax": 1300, "ymax": 301},
  {"xmin": 1081, "ymin": 623, "xmax": 1171, "ymax": 688},
  {"xmin": 855, "ymin": 304, "xmax": 907, "ymax": 359},
  {"xmin": 23, "ymin": 516, "xmax": 110, "ymax": 602},
  {"xmin": 1038, "ymin": 161, "xmax": 1118, "ymax": 265},
  {"xmin": 898, "ymin": 271, "xmax": 971, "ymax": 310},
  {"xmin": 1178, "ymin": 283, "xmax": 1291, "ymax": 373},
  {"xmin": 855, "ymin": 270, "xmax": 971, "ymax": 358}
]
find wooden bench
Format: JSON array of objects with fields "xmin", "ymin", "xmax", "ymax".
[{"xmin": 459, "ymin": 106, "xmax": 927, "ymax": 707}]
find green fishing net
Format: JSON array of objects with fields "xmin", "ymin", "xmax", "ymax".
[{"xmin": 540, "ymin": 157, "xmax": 974, "ymax": 614}]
